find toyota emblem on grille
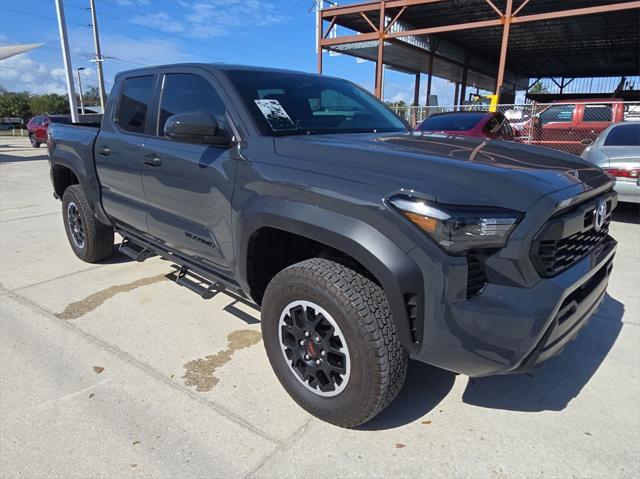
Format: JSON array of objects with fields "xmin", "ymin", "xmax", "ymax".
[{"xmin": 593, "ymin": 200, "xmax": 607, "ymax": 231}]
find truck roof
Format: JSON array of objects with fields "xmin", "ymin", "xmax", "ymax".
[
  {"xmin": 552, "ymin": 98, "xmax": 624, "ymax": 104},
  {"xmin": 113, "ymin": 63, "xmax": 320, "ymax": 81}
]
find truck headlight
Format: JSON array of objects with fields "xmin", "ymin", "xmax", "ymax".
[{"xmin": 389, "ymin": 194, "xmax": 522, "ymax": 255}]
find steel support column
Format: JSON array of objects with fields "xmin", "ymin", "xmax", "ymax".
[
  {"xmin": 453, "ymin": 81, "xmax": 459, "ymax": 108},
  {"xmin": 495, "ymin": 0, "xmax": 513, "ymax": 96},
  {"xmin": 460, "ymin": 57, "xmax": 469, "ymax": 105},
  {"xmin": 413, "ymin": 72, "xmax": 421, "ymax": 106}
]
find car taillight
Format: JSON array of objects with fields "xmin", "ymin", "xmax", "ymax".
[{"xmin": 604, "ymin": 168, "xmax": 639, "ymax": 179}]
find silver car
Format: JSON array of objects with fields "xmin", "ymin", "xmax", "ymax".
[{"xmin": 582, "ymin": 122, "xmax": 640, "ymax": 203}]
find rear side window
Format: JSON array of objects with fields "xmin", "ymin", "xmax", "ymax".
[
  {"xmin": 603, "ymin": 124, "xmax": 640, "ymax": 146},
  {"xmin": 158, "ymin": 73, "xmax": 227, "ymax": 136},
  {"xmin": 117, "ymin": 75, "xmax": 154, "ymax": 134},
  {"xmin": 583, "ymin": 104, "xmax": 612, "ymax": 122},
  {"xmin": 419, "ymin": 112, "xmax": 486, "ymax": 131}
]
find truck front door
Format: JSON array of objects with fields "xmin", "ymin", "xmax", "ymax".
[
  {"xmin": 140, "ymin": 69, "xmax": 237, "ymax": 276},
  {"xmin": 534, "ymin": 103, "xmax": 579, "ymax": 154}
]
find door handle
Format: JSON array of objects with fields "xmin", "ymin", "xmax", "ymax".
[
  {"xmin": 97, "ymin": 146, "xmax": 111, "ymax": 156},
  {"xmin": 143, "ymin": 153, "xmax": 162, "ymax": 167}
]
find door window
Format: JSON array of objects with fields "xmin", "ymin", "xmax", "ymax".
[
  {"xmin": 539, "ymin": 105, "xmax": 574, "ymax": 124},
  {"xmin": 158, "ymin": 73, "xmax": 227, "ymax": 137},
  {"xmin": 116, "ymin": 75, "xmax": 154, "ymax": 134},
  {"xmin": 583, "ymin": 104, "xmax": 612, "ymax": 122}
]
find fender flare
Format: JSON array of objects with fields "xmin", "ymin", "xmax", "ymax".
[
  {"xmin": 236, "ymin": 199, "xmax": 424, "ymax": 353},
  {"xmin": 50, "ymin": 157, "xmax": 111, "ymax": 226}
]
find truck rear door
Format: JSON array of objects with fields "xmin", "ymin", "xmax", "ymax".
[
  {"xmin": 139, "ymin": 67, "xmax": 238, "ymax": 275},
  {"xmin": 95, "ymin": 74, "xmax": 157, "ymax": 235}
]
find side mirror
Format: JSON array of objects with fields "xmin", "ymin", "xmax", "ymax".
[
  {"xmin": 581, "ymin": 138, "xmax": 594, "ymax": 146},
  {"xmin": 164, "ymin": 112, "xmax": 230, "ymax": 145}
]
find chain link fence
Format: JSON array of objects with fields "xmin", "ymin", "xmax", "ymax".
[{"xmin": 391, "ymin": 101, "xmax": 640, "ymax": 156}]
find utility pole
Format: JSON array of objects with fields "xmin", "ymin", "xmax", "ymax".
[
  {"xmin": 89, "ymin": 0, "xmax": 106, "ymax": 112},
  {"xmin": 54, "ymin": 0, "xmax": 79, "ymax": 123},
  {"xmin": 76, "ymin": 67, "xmax": 86, "ymax": 115}
]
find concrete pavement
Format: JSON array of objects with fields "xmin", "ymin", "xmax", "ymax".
[{"xmin": 1, "ymin": 136, "xmax": 639, "ymax": 478}]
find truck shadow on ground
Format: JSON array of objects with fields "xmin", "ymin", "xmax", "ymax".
[
  {"xmin": 359, "ymin": 362, "xmax": 456, "ymax": 430},
  {"xmin": 0, "ymin": 150, "xmax": 47, "ymax": 162},
  {"xmin": 362, "ymin": 293, "xmax": 624, "ymax": 429},
  {"xmin": 462, "ymin": 293, "xmax": 624, "ymax": 412}
]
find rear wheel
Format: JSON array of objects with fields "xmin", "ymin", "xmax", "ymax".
[
  {"xmin": 261, "ymin": 258, "xmax": 408, "ymax": 428},
  {"xmin": 61, "ymin": 185, "xmax": 114, "ymax": 263},
  {"xmin": 29, "ymin": 134, "xmax": 40, "ymax": 148}
]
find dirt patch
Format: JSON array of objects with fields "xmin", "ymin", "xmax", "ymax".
[
  {"xmin": 56, "ymin": 273, "xmax": 167, "ymax": 320},
  {"xmin": 182, "ymin": 330, "xmax": 262, "ymax": 392}
]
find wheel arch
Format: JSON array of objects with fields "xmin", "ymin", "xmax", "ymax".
[{"xmin": 237, "ymin": 201, "xmax": 424, "ymax": 353}]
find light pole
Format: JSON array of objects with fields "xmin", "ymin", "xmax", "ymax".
[
  {"xmin": 76, "ymin": 67, "xmax": 86, "ymax": 115},
  {"xmin": 54, "ymin": 0, "xmax": 79, "ymax": 123}
]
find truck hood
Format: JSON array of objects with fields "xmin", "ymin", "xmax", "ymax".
[{"xmin": 273, "ymin": 132, "xmax": 612, "ymax": 211}]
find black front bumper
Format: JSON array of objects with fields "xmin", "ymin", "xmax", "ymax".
[
  {"xmin": 511, "ymin": 246, "xmax": 614, "ymax": 373},
  {"xmin": 410, "ymin": 234, "xmax": 617, "ymax": 377}
]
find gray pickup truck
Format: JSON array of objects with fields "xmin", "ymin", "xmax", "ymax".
[{"xmin": 48, "ymin": 64, "xmax": 617, "ymax": 427}]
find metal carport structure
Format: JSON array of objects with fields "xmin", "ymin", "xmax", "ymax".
[{"xmin": 316, "ymin": 0, "xmax": 640, "ymax": 103}]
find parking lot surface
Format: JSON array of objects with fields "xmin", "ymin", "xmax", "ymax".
[{"xmin": 1, "ymin": 136, "xmax": 639, "ymax": 478}]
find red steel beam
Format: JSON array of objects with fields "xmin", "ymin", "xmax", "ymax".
[
  {"xmin": 321, "ymin": 32, "xmax": 378, "ymax": 47},
  {"xmin": 386, "ymin": 18, "xmax": 502, "ymax": 38},
  {"xmin": 321, "ymin": 1, "xmax": 640, "ymax": 47},
  {"xmin": 495, "ymin": 0, "xmax": 513, "ymax": 95},
  {"xmin": 511, "ymin": 1, "xmax": 640, "ymax": 24},
  {"xmin": 321, "ymin": 0, "xmax": 444, "ymax": 18}
]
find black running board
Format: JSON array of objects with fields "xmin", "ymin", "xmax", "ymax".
[
  {"xmin": 170, "ymin": 265, "xmax": 220, "ymax": 299},
  {"xmin": 116, "ymin": 227, "xmax": 248, "ymax": 300},
  {"xmin": 119, "ymin": 239, "xmax": 156, "ymax": 262}
]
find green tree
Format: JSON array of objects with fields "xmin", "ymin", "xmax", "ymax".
[
  {"xmin": 82, "ymin": 86, "xmax": 102, "ymax": 106},
  {"xmin": 0, "ymin": 92, "xmax": 32, "ymax": 121},
  {"xmin": 29, "ymin": 93, "xmax": 70, "ymax": 115},
  {"xmin": 528, "ymin": 81, "xmax": 550, "ymax": 95}
]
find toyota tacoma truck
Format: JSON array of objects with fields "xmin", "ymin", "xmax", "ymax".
[{"xmin": 48, "ymin": 64, "xmax": 618, "ymax": 428}]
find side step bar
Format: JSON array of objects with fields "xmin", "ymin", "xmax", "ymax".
[
  {"xmin": 170, "ymin": 265, "xmax": 220, "ymax": 300},
  {"xmin": 119, "ymin": 239, "xmax": 156, "ymax": 262}
]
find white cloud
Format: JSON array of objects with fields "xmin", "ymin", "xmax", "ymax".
[
  {"xmin": 182, "ymin": 0, "xmax": 288, "ymax": 39},
  {"xmin": 131, "ymin": 12, "xmax": 185, "ymax": 34},
  {"xmin": 0, "ymin": 54, "xmax": 67, "ymax": 94}
]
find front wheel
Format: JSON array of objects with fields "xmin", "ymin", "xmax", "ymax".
[
  {"xmin": 61, "ymin": 185, "xmax": 114, "ymax": 263},
  {"xmin": 261, "ymin": 258, "xmax": 408, "ymax": 428},
  {"xmin": 29, "ymin": 134, "xmax": 40, "ymax": 148}
]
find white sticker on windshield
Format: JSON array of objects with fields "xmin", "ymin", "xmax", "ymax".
[{"xmin": 254, "ymin": 99, "xmax": 296, "ymax": 130}]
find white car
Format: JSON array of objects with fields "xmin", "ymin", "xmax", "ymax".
[{"xmin": 582, "ymin": 122, "xmax": 640, "ymax": 203}]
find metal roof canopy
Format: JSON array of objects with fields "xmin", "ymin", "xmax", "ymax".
[{"xmin": 317, "ymin": 0, "xmax": 640, "ymax": 103}]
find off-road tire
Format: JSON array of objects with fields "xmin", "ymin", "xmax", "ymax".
[
  {"xmin": 62, "ymin": 185, "xmax": 114, "ymax": 263},
  {"xmin": 29, "ymin": 134, "xmax": 41, "ymax": 148},
  {"xmin": 261, "ymin": 258, "xmax": 408, "ymax": 428}
]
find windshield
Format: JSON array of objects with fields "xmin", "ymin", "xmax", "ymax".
[
  {"xmin": 418, "ymin": 112, "xmax": 486, "ymax": 131},
  {"xmin": 604, "ymin": 123, "xmax": 640, "ymax": 146},
  {"xmin": 225, "ymin": 70, "xmax": 407, "ymax": 136}
]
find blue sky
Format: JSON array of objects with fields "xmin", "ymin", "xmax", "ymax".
[{"xmin": 0, "ymin": 0, "xmax": 458, "ymax": 104}]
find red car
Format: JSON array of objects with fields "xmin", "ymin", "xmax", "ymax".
[
  {"xmin": 416, "ymin": 111, "xmax": 514, "ymax": 140},
  {"xmin": 511, "ymin": 99, "xmax": 626, "ymax": 155},
  {"xmin": 27, "ymin": 114, "xmax": 72, "ymax": 148}
]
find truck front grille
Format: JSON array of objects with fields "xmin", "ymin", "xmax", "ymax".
[{"xmin": 531, "ymin": 194, "xmax": 614, "ymax": 277}]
